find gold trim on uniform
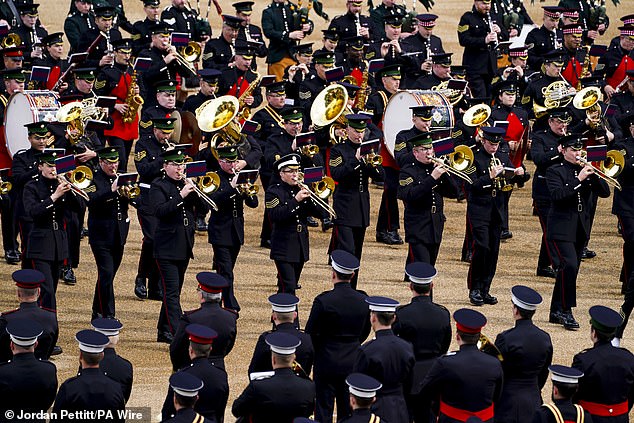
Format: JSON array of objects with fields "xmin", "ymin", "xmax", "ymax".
[
  {"xmin": 134, "ymin": 151, "xmax": 147, "ymax": 161},
  {"xmin": 299, "ymin": 90, "xmax": 312, "ymax": 100},
  {"xmin": 83, "ymin": 185, "xmax": 97, "ymax": 193},
  {"xmin": 399, "ymin": 177, "xmax": 414, "ymax": 186},
  {"xmin": 521, "ymin": 95, "xmax": 530, "ymax": 105},
  {"xmin": 139, "ymin": 120, "xmax": 153, "ymax": 128},
  {"xmin": 265, "ymin": 198, "xmax": 280, "ymax": 209},
  {"xmin": 394, "ymin": 142, "xmax": 406, "ymax": 152},
  {"xmin": 329, "ymin": 156, "xmax": 343, "ymax": 167},
  {"xmin": 452, "ymin": 130, "xmax": 462, "ymax": 138},
  {"xmin": 458, "ymin": 24, "xmax": 469, "ymax": 33}
]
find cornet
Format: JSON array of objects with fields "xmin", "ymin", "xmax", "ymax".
[
  {"xmin": 362, "ymin": 150, "xmax": 383, "ymax": 167},
  {"xmin": 232, "ymin": 170, "xmax": 260, "ymax": 197}
]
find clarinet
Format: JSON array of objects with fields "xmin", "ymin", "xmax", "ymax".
[
  {"xmin": 354, "ymin": 12, "xmax": 361, "ymax": 37},
  {"xmin": 486, "ymin": 12, "xmax": 499, "ymax": 51}
]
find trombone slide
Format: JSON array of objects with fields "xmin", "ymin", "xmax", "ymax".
[
  {"xmin": 57, "ymin": 175, "xmax": 90, "ymax": 201},
  {"xmin": 187, "ymin": 177, "xmax": 219, "ymax": 211},
  {"xmin": 575, "ymin": 155, "xmax": 622, "ymax": 191},
  {"xmin": 429, "ymin": 157, "xmax": 473, "ymax": 184}
]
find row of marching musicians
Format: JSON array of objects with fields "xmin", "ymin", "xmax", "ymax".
[{"xmin": 3, "ymin": 258, "xmax": 634, "ymax": 423}]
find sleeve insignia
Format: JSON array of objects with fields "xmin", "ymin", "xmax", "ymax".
[
  {"xmin": 299, "ymin": 90, "xmax": 312, "ymax": 100},
  {"xmin": 131, "ymin": 33, "xmax": 141, "ymax": 40},
  {"xmin": 164, "ymin": 18, "xmax": 176, "ymax": 25},
  {"xmin": 329, "ymin": 156, "xmax": 343, "ymax": 167},
  {"xmin": 139, "ymin": 120, "xmax": 153, "ymax": 128},
  {"xmin": 521, "ymin": 95, "xmax": 530, "ymax": 105},
  {"xmin": 134, "ymin": 151, "xmax": 147, "ymax": 162},
  {"xmin": 265, "ymin": 198, "xmax": 280, "ymax": 209},
  {"xmin": 94, "ymin": 79, "xmax": 106, "ymax": 90},
  {"xmin": 595, "ymin": 63, "xmax": 605, "ymax": 71},
  {"xmin": 399, "ymin": 177, "xmax": 413, "ymax": 186},
  {"xmin": 457, "ymin": 24, "xmax": 469, "ymax": 33},
  {"xmin": 202, "ymin": 52, "xmax": 214, "ymax": 60},
  {"xmin": 394, "ymin": 142, "xmax": 406, "ymax": 152},
  {"xmin": 366, "ymin": 51, "xmax": 376, "ymax": 59},
  {"xmin": 452, "ymin": 130, "xmax": 462, "ymax": 138}
]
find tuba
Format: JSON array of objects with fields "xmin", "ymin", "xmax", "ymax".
[
  {"xmin": 197, "ymin": 95, "xmax": 244, "ymax": 158},
  {"xmin": 310, "ymin": 84, "xmax": 351, "ymax": 145},
  {"xmin": 57, "ymin": 101, "xmax": 85, "ymax": 143}
]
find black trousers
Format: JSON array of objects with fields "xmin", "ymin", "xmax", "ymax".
[
  {"xmin": 30, "ymin": 258, "xmax": 61, "ymax": 311},
  {"xmin": 329, "ymin": 225, "xmax": 366, "ymax": 289},
  {"xmin": 259, "ymin": 173, "xmax": 272, "ymax": 243},
  {"xmin": 91, "ymin": 242, "xmax": 125, "ymax": 319},
  {"xmin": 461, "ymin": 214, "xmax": 473, "ymax": 261},
  {"xmin": 314, "ymin": 370, "xmax": 351, "ymax": 423},
  {"xmin": 501, "ymin": 190, "xmax": 511, "ymax": 233},
  {"xmin": 406, "ymin": 242, "xmax": 440, "ymax": 267},
  {"xmin": 137, "ymin": 205, "xmax": 160, "ymax": 294},
  {"xmin": 107, "ymin": 136, "xmax": 133, "ymax": 172},
  {"xmin": 466, "ymin": 72, "xmax": 493, "ymax": 98},
  {"xmin": 18, "ymin": 219, "xmax": 32, "ymax": 269},
  {"xmin": 376, "ymin": 166, "xmax": 400, "ymax": 233},
  {"xmin": 616, "ymin": 215, "xmax": 634, "ymax": 338},
  {"xmin": 467, "ymin": 215, "xmax": 502, "ymax": 295},
  {"xmin": 549, "ymin": 226, "xmax": 586, "ymax": 312},
  {"xmin": 156, "ymin": 258, "xmax": 189, "ymax": 334},
  {"xmin": 0, "ymin": 194, "xmax": 18, "ymax": 252},
  {"xmin": 65, "ymin": 204, "xmax": 84, "ymax": 269},
  {"xmin": 274, "ymin": 260, "xmax": 304, "ymax": 295},
  {"xmin": 212, "ymin": 244, "xmax": 241, "ymax": 311},
  {"xmin": 533, "ymin": 199, "xmax": 559, "ymax": 270}
]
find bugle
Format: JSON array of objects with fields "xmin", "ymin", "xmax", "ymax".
[
  {"xmin": 576, "ymin": 151, "xmax": 623, "ymax": 191},
  {"xmin": 296, "ymin": 172, "xmax": 337, "ymax": 219}
]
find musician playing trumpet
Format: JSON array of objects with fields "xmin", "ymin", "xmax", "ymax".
[
  {"xmin": 206, "ymin": 145, "xmax": 258, "ymax": 313},
  {"xmin": 265, "ymin": 153, "xmax": 326, "ymax": 295},
  {"xmin": 545, "ymin": 135, "xmax": 610, "ymax": 330},
  {"xmin": 397, "ymin": 133, "xmax": 459, "ymax": 267}
]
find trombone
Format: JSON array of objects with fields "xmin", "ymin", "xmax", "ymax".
[
  {"xmin": 576, "ymin": 150, "xmax": 623, "ymax": 191},
  {"xmin": 180, "ymin": 170, "xmax": 220, "ymax": 211},
  {"xmin": 296, "ymin": 172, "xmax": 337, "ymax": 219},
  {"xmin": 428, "ymin": 155, "xmax": 473, "ymax": 184},
  {"xmin": 55, "ymin": 166, "xmax": 92, "ymax": 201}
]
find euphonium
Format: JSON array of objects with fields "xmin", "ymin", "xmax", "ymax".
[
  {"xmin": 310, "ymin": 84, "xmax": 349, "ymax": 145},
  {"xmin": 57, "ymin": 101, "xmax": 84, "ymax": 143},
  {"xmin": 122, "ymin": 70, "xmax": 144, "ymax": 123}
]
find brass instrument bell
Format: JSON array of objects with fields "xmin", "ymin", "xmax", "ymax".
[
  {"xmin": 197, "ymin": 171, "xmax": 221, "ymax": 195},
  {"xmin": 69, "ymin": 166, "xmax": 93, "ymax": 190}
]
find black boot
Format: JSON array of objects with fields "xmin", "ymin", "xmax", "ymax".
[{"xmin": 134, "ymin": 277, "xmax": 147, "ymax": 300}]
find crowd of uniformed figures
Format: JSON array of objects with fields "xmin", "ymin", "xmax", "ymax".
[{"xmin": 1, "ymin": 0, "xmax": 634, "ymax": 421}]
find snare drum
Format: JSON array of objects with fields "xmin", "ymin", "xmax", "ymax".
[
  {"xmin": 382, "ymin": 90, "xmax": 454, "ymax": 157},
  {"xmin": 4, "ymin": 91, "xmax": 60, "ymax": 157}
]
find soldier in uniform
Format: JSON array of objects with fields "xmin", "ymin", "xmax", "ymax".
[
  {"xmin": 207, "ymin": 145, "xmax": 258, "ymax": 312},
  {"xmin": 393, "ymin": 105, "xmax": 434, "ymax": 167},
  {"xmin": 531, "ymin": 365, "xmax": 592, "ymax": 423},
  {"xmin": 420, "ymin": 308, "xmax": 503, "ymax": 422},
  {"xmin": 465, "ymin": 127, "xmax": 528, "ymax": 306},
  {"xmin": 202, "ymin": 15, "xmax": 243, "ymax": 71},
  {"xmin": 397, "ymin": 133, "xmax": 459, "ymax": 266},
  {"xmin": 23, "ymin": 148, "xmax": 81, "ymax": 312},
  {"xmin": 182, "ymin": 69, "xmax": 220, "ymax": 114},
  {"xmin": 163, "ymin": 373, "xmax": 211, "ymax": 423},
  {"xmin": 0, "ymin": 319, "xmax": 57, "ymax": 421},
  {"xmin": 132, "ymin": 117, "xmax": 174, "ymax": 300},
  {"xmin": 248, "ymin": 293, "xmax": 314, "ymax": 376},
  {"xmin": 139, "ymin": 80, "xmax": 178, "ymax": 138},
  {"xmin": 305, "ymin": 250, "xmax": 371, "ymax": 423},
  {"xmin": 491, "ymin": 0, "xmax": 533, "ymax": 38},
  {"xmin": 0, "ymin": 269, "xmax": 59, "ymax": 361},
  {"xmin": 611, "ymin": 69, "xmax": 634, "ymax": 121},
  {"xmin": 557, "ymin": 0, "xmax": 608, "ymax": 44},
  {"xmin": 233, "ymin": 1, "xmax": 268, "ymax": 64},
  {"xmin": 261, "ymin": 0, "xmax": 313, "ymax": 81},
  {"xmin": 150, "ymin": 147, "xmax": 203, "ymax": 343},
  {"xmin": 367, "ymin": 12, "xmax": 405, "ymax": 67},
  {"xmin": 531, "ymin": 108, "xmax": 570, "ymax": 279},
  {"xmin": 13, "ymin": 3, "xmax": 47, "ymax": 67},
  {"xmin": 52, "ymin": 330, "xmax": 125, "ymax": 421},
  {"xmin": 297, "ymin": 50, "xmax": 333, "ymax": 113},
  {"xmin": 369, "ymin": 0, "xmax": 406, "ymax": 40},
  {"xmin": 329, "ymin": 0, "xmax": 375, "ymax": 55},
  {"xmin": 353, "ymin": 296, "xmax": 415, "ymax": 423},
  {"xmin": 131, "ymin": 0, "xmax": 161, "ymax": 56},
  {"xmin": 170, "ymin": 272, "xmax": 238, "ymax": 371},
  {"xmin": 232, "ymin": 332, "xmax": 316, "ymax": 422},
  {"xmin": 494, "ymin": 286, "xmax": 554, "ymax": 423},
  {"xmin": 546, "ymin": 135, "xmax": 610, "ymax": 330},
  {"xmin": 341, "ymin": 373, "xmax": 383, "ymax": 423},
  {"xmin": 217, "ymin": 43, "xmax": 262, "ymax": 109},
  {"xmin": 559, "ymin": 24, "xmax": 586, "ymax": 88},
  {"xmin": 313, "ymin": 29, "xmax": 343, "ymax": 68},
  {"xmin": 162, "ymin": 324, "xmax": 229, "ymax": 423},
  {"xmin": 393, "ymin": 262, "xmax": 452, "ymax": 423},
  {"xmin": 90, "ymin": 318, "xmax": 133, "ymax": 404},
  {"xmin": 596, "ymin": 27, "xmax": 634, "ymax": 100},
  {"xmin": 412, "ymin": 52, "xmax": 453, "ymax": 90},
  {"xmin": 329, "ymin": 115, "xmax": 384, "ymax": 288},
  {"xmin": 571, "ymin": 305, "xmax": 634, "ymax": 422},
  {"xmin": 457, "ymin": 0, "xmax": 509, "ymax": 97},
  {"xmin": 76, "ymin": 5, "xmax": 122, "ymax": 68},
  {"xmin": 161, "ymin": 0, "xmax": 208, "ymax": 43},
  {"xmin": 63, "ymin": 0, "xmax": 95, "ymax": 54},
  {"xmin": 401, "ymin": 14, "xmax": 445, "ymax": 89},
  {"xmin": 87, "ymin": 147, "xmax": 130, "ymax": 320},
  {"xmin": 33, "ymin": 32, "xmax": 69, "ymax": 91},
  {"xmin": 284, "ymin": 42, "xmax": 313, "ymax": 101},
  {"xmin": 265, "ymin": 153, "xmax": 325, "ymax": 294}
]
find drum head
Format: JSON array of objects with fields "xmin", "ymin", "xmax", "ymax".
[{"xmin": 4, "ymin": 91, "xmax": 60, "ymax": 157}]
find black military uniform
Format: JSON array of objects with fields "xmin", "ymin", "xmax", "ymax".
[
  {"xmin": 572, "ymin": 306, "xmax": 634, "ymax": 423},
  {"xmin": 0, "ymin": 270, "xmax": 59, "ymax": 362},
  {"xmin": 369, "ymin": 1, "xmax": 406, "ymax": 39},
  {"xmin": 398, "ymin": 132, "xmax": 459, "ymax": 266},
  {"xmin": 76, "ymin": 6, "xmax": 123, "ymax": 68},
  {"xmin": 297, "ymin": 51, "xmax": 330, "ymax": 112},
  {"xmin": 234, "ymin": 2, "xmax": 268, "ymax": 62},
  {"xmin": 32, "ymin": 32, "xmax": 70, "ymax": 91},
  {"xmin": 421, "ymin": 308, "xmax": 504, "ymax": 423},
  {"xmin": 0, "ymin": 319, "xmax": 57, "ymax": 423},
  {"xmin": 305, "ymin": 250, "xmax": 371, "ymax": 423},
  {"xmin": 354, "ymin": 297, "xmax": 415, "ymax": 423},
  {"xmin": 232, "ymin": 332, "xmax": 316, "ymax": 423},
  {"xmin": 341, "ymin": 373, "xmax": 383, "ymax": 423},
  {"xmin": 595, "ymin": 34, "xmax": 634, "ymax": 91},
  {"xmin": 12, "ymin": 3, "xmax": 48, "ymax": 67},
  {"xmin": 139, "ymin": 80, "xmax": 177, "ymax": 138},
  {"xmin": 521, "ymin": 50, "xmax": 566, "ymax": 123},
  {"xmin": 248, "ymin": 293, "xmax": 314, "ymax": 376},
  {"xmin": 91, "ymin": 318, "xmax": 133, "ymax": 404},
  {"xmin": 526, "ymin": 8, "xmax": 564, "ymax": 72},
  {"xmin": 492, "ymin": 0, "xmax": 533, "ymax": 34},
  {"xmin": 202, "ymin": 15, "xmax": 242, "ymax": 70},
  {"xmin": 170, "ymin": 272, "xmax": 238, "ymax": 371},
  {"xmin": 400, "ymin": 14, "xmax": 445, "ymax": 88},
  {"xmin": 63, "ymin": 5, "xmax": 95, "ymax": 53},
  {"xmin": 22, "ymin": 148, "xmax": 81, "ymax": 311},
  {"xmin": 182, "ymin": 70, "xmax": 220, "ymax": 114},
  {"xmin": 161, "ymin": 2, "xmax": 202, "ymax": 41},
  {"xmin": 530, "ymin": 109, "xmax": 568, "ymax": 278},
  {"xmin": 412, "ymin": 53, "xmax": 451, "ymax": 90},
  {"xmin": 329, "ymin": 115, "xmax": 384, "ymax": 289},
  {"xmin": 52, "ymin": 330, "xmax": 125, "ymax": 422},
  {"xmin": 611, "ymin": 70, "xmax": 634, "ymax": 120},
  {"xmin": 217, "ymin": 46, "xmax": 263, "ymax": 109},
  {"xmin": 329, "ymin": 10, "xmax": 375, "ymax": 55},
  {"xmin": 130, "ymin": 0, "xmax": 161, "ymax": 56},
  {"xmin": 163, "ymin": 325, "xmax": 229, "ymax": 423},
  {"xmin": 393, "ymin": 263, "xmax": 451, "ymax": 423},
  {"xmin": 494, "ymin": 286, "xmax": 554, "ymax": 423},
  {"xmin": 150, "ymin": 148, "xmax": 202, "ymax": 340},
  {"xmin": 532, "ymin": 365, "xmax": 593, "ymax": 423},
  {"xmin": 207, "ymin": 145, "xmax": 258, "ymax": 312},
  {"xmin": 87, "ymin": 148, "xmax": 130, "ymax": 320},
  {"xmin": 266, "ymin": 154, "xmax": 325, "ymax": 294}
]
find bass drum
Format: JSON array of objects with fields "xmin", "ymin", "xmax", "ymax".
[
  {"xmin": 382, "ymin": 90, "xmax": 454, "ymax": 157},
  {"xmin": 4, "ymin": 91, "xmax": 60, "ymax": 157}
]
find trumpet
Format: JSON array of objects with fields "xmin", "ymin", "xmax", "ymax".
[
  {"xmin": 362, "ymin": 150, "xmax": 383, "ymax": 167},
  {"xmin": 490, "ymin": 153, "xmax": 512, "ymax": 192},
  {"xmin": 576, "ymin": 151, "xmax": 623, "ymax": 191},
  {"xmin": 299, "ymin": 144, "xmax": 320, "ymax": 158},
  {"xmin": 115, "ymin": 174, "xmax": 140, "ymax": 199},
  {"xmin": 296, "ymin": 172, "xmax": 337, "ymax": 219},
  {"xmin": 232, "ymin": 169, "xmax": 260, "ymax": 197}
]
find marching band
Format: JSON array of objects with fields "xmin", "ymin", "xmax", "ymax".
[{"xmin": 0, "ymin": 0, "xmax": 634, "ymax": 421}]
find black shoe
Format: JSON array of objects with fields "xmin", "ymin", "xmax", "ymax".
[
  {"xmin": 5, "ymin": 250, "xmax": 19, "ymax": 265},
  {"xmin": 321, "ymin": 217, "xmax": 334, "ymax": 232},
  {"xmin": 376, "ymin": 231, "xmax": 391, "ymax": 244},
  {"xmin": 500, "ymin": 230, "xmax": 513, "ymax": 240},
  {"xmin": 469, "ymin": 290, "xmax": 484, "ymax": 306},
  {"xmin": 562, "ymin": 311, "xmax": 580, "ymax": 330},
  {"xmin": 195, "ymin": 217, "xmax": 208, "ymax": 232},
  {"xmin": 549, "ymin": 310, "xmax": 565, "ymax": 324},
  {"xmin": 581, "ymin": 247, "xmax": 596, "ymax": 259},
  {"xmin": 157, "ymin": 331, "xmax": 174, "ymax": 344},
  {"xmin": 260, "ymin": 239, "xmax": 271, "ymax": 249},
  {"xmin": 536, "ymin": 266, "xmax": 557, "ymax": 278},
  {"xmin": 80, "ymin": 227, "xmax": 89, "ymax": 239},
  {"xmin": 388, "ymin": 231, "xmax": 404, "ymax": 245},
  {"xmin": 373, "ymin": 181, "xmax": 384, "ymax": 188},
  {"xmin": 62, "ymin": 267, "xmax": 76, "ymax": 285},
  {"xmin": 134, "ymin": 277, "xmax": 147, "ymax": 300},
  {"xmin": 461, "ymin": 251, "xmax": 473, "ymax": 263},
  {"xmin": 483, "ymin": 293, "xmax": 498, "ymax": 305},
  {"xmin": 51, "ymin": 345, "xmax": 63, "ymax": 356},
  {"xmin": 147, "ymin": 289, "xmax": 163, "ymax": 301},
  {"xmin": 307, "ymin": 216, "xmax": 319, "ymax": 227}
]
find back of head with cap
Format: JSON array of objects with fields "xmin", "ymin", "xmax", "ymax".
[{"xmin": 330, "ymin": 249, "xmax": 360, "ymax": 281}]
